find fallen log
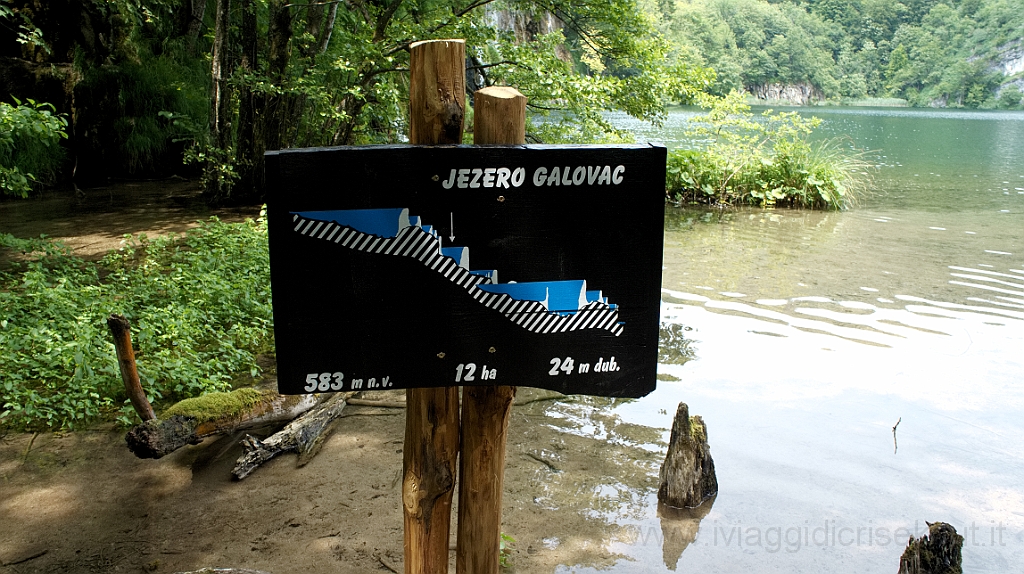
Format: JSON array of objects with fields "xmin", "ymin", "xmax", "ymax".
[
  {"xmin": 232, "ymin": 391, "xmax": 355, "ymax": 480},
  {"xmin": 125, "ymin": 386, "xmax": 323, "ymax": 459}
]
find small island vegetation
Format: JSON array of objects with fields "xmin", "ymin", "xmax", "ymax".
[{"xmin": 666, "ymin": 92, "xmax": 872, "ymax": 209}]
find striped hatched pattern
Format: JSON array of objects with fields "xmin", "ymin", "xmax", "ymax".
[{"xmin": 293, "ymin": 214, "xmax": 623, "ymax": 337}]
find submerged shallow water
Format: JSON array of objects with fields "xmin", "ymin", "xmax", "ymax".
[{"xmin": 544, "ymin": 108, "xmax": 1024, "ymax": 572}]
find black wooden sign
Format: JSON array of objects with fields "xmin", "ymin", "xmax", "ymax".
[{"xmin": 266, "ymin": 144, "xmax": 665, "ymax": 398}]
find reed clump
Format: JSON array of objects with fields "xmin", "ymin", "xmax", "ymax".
[{"xmin": 666, "ymin": 91, "xmax": 874, "ymax": 210}]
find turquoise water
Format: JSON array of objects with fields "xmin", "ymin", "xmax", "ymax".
[{"xmin": 554, "ymin": 108, "xmax": 1024, "ymax": 572}]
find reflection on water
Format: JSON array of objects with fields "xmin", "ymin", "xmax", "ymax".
[
  {"xmin": 544, "ymin": 107, "xmax": 1024, "ymax": 573},
  {"xmin": 658, "ymin": 500, "xmax": 715, "ymax": 571},
  {"xmin": 658, "ymin": 324, "xmax": 697, "ymax": 367}
]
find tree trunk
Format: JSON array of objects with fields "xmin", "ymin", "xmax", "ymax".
[
  {"xmin": 236, "ymin": 0, "xmax": 264, "ymax": 199},
  {"xmin": 106, "ymin": 314, "xmax": 157, "ymax": 422},
  {"xmin": 264, "ymin": 0, "xmax": 293, "ymax": 152},
  {"xmin": 185, "ymin": 0, "xmax": 209, "ymax": 53},
  {"xmin": 658, "ymin": 402, "xmax": 718, "ymax": 509},
  {"xmin": 408, "ymin": 39, "xmax": 466, "ymax": 145},
  {"xmin": 898, "ymin": 522, "xmax": 963, "ymax": 574},
  {"xmin": 207, "ymin": 0, "xmax": 232, "ymax": 199}
]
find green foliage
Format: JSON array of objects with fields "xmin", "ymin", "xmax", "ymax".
[
  {"xmin": 499, "ymin": 532, "xmax": 515, "ymax": 569},
  {"xmin": 0, "ymin": 214, "xmax": 273, "ymax": 431},
  {"xmin": 0, "ymin": 98, "xmax": 68, "ymax": 197},
  {"xmin": 659, "ymin": 0, "xmax": 841, "ymax": 97},
  {"xmin": 997, "ymin": 85, "xmax": 1023, "ymax": 109},
  {"xmin": 75, "ymin": 42, "xmax": 209, "ymax": 175},
  {"xmin": 666, "ymin": 91, "xmax": 872, "ymax": 209},
  {"xmin": 0, "ymin": 0, "xmax": 48, "ymax": 54},
  {"xmin": 653, "ymin": 0, "xmax": 1024, "ymax": 107},
  {"xmin": 262, "ymin": 0, "xmax": 712, "ymax": 146}
]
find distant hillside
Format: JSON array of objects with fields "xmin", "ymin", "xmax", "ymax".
[{"xmin": 653, "ymin": 0, "xmax": 1024, "ymax": 108}]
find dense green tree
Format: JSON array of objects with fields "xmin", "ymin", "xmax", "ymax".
[
  {"xmin": 1, "ymin": 0, "xmax": 710, "ymax": 200},
  {"xmin": 654, "ymin": 0, "xmax": 1023, "ymax": 106}
]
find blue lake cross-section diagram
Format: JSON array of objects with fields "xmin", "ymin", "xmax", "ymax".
[{"xmin": 291, "ymin": 208, "xmax": 624, "ymax": 336}]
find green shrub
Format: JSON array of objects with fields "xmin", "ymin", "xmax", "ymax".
[
  {"xmin": 0, "ymin": 213, "xmax": 273, "ymax": 431},
  {"xmin": 74, "ymin": 42, "xmax": 208, "ymax": 177},
  {"xmin": 665, "ymin": 91, "xmax": 872, "ymax": 209},
  {"xmin": 0, "ymin": 98, "xmax": 68, "ymax": 197},
  {"xmin": 997, "ymin": 86, "xmax": 1023, "ymax": 110}
]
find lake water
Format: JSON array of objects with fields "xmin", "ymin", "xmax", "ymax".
[{"xmin": 548, "ymin": 108, "xmax": 1024, "ymax": 572}]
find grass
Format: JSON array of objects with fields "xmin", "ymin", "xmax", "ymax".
[{"xmin": 0, "ymin": 211, "xmax": 273, "ymax": 431}]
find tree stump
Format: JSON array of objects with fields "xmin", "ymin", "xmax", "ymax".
[
  {"xmin": 898, "ymin": 522, "xmax": 963, "ymax": 574},
  {"xmin": 658, "ymin": 402, "xmax": 718, "ymax": 508}
]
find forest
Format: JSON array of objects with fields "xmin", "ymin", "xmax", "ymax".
[
  {"xmin": 658, "ymin": 0, "xmax": 1024, "ymax": 108},
  {"xmin": 0, "ymin": 0, "xmax": 709, "ymax": 201}
]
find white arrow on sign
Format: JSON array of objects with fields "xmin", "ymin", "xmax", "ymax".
[{"xmin": 449, "ymin": 212, "xmax": 455, "ymax": 242}]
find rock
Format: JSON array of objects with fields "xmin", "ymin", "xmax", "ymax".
[
  {"xmin": 658, "ymin": 402, "xmax": 718, "ymax": 509},
  {"xmin": 898, "ymin": 522, "xmax": 964, "ymax": 574},
  {"xmin": 749, "ymin": 82, "xmax": 823, "ymax": 105}
]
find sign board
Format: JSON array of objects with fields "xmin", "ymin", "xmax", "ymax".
[{"xmin": 266, "ymin": 144, "xmax": 665, "ymax": 398}]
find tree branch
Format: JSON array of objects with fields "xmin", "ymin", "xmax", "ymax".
[
  {"xmin": 466, "ymin": 60, "xmax": 528, "ymax": 71},
  {"xmin": 374, "ymin": 0, "xmax": 406, "ymax": 42},
  {"xmin": 282, "ymin": 0, "xmax": 344, "ymax": 8},
  {"xmin": 383, "ymin": 0, "xmax": 497, "ymax": 56},
  {"xmin": 366, "ymin": 67, "xmax": 409, "ymax": 78}
]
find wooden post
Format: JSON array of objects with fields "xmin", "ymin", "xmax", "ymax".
[
  {"xmin": 455, "ymin": 86, "xmax": 526, "ymax": 574},
  {"xmin": 409, "ymin": 39, "xmax": 467, "ymax": 146},
  {"xmin": 404, "ymin": 39, "xmax": 465, "ymax": 574},
  {"xmin": 106, "ymin": 314, "xmax": 157, "ymax": 422},
  {"xmin": 471, "ymin": 86, "xmax": 526, "ymax": 146}
]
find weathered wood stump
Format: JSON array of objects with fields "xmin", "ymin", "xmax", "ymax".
[
  {"xmin": 658, "ymin": 402, "xmax": 718, "ymax": 508},
  {"xmin": 898, "ymin": 522, "xmax": 963, "ymax": 574}
]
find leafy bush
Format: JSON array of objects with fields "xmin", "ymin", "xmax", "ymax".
[
  {"xmin": 72, "ymin": 40, "xmax": 209, "ymax": 179},
  {"xmin": 0, "ymin": 213, "xmax": 273, "ymax": 431},
  {"xmin": 666, "ymin": 91, "xmax": 872, "ymax": 209},
  {"xmin": 0, "ymin": 98, "xmax": 68, "ymax": 197},
  {"xmin": 997, "ymin": 86, "xmax": 1023, "ymax": 110}
]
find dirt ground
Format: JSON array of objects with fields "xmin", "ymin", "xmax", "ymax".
[
  {"xmin": 0, "ymin": 180, "xmax": 255, "ymax": 261},
  {"xmin": 0, "ymin": 387, "xmax": 665, "ymax": 574},
  {"xmin": 0, "ymin": 183, "xmax": 670, "ymax": 574}
]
